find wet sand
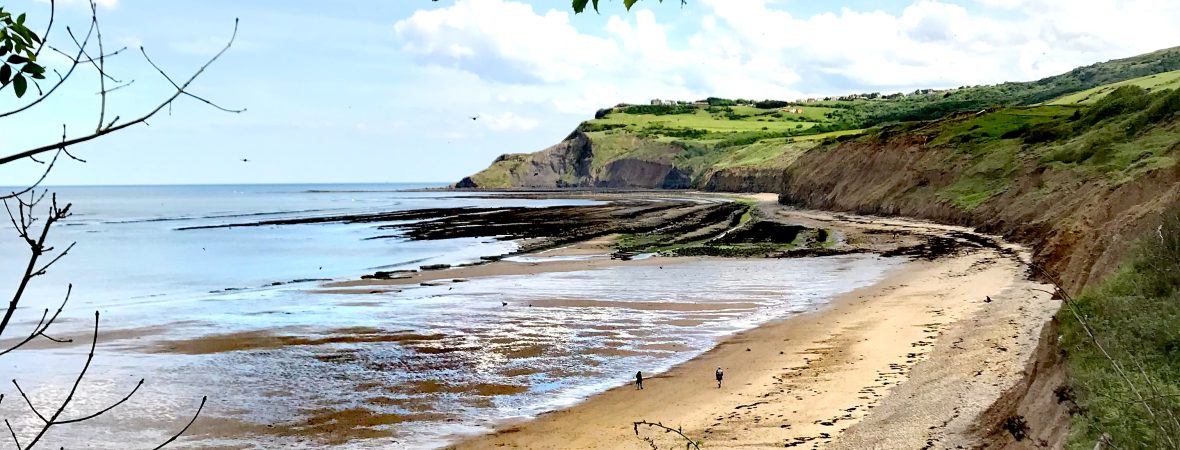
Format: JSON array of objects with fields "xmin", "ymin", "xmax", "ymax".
[
  {"xmin": 445, "ymin": 207, "xmax": 1060, "ymax": 449},
  {"xmin": 100, "ymin": 193, "xmax": 1059, "ymax": 449}
]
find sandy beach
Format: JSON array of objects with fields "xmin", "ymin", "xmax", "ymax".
[{"xmin": 432, "ymin": 205, "xmax": 1061, "ymax": 449}]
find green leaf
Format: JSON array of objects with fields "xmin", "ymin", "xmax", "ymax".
[
  {"xmin": 0, "ymin": 63, "xmax": 10, "ymax": 85},
  {"xmin": 13, "ymin": 72, "xmax": 26, "ymax": 97},
  {"xmin": 16, "ymin": 13, "xmax": 25, "ymax": 24},
  {"xmin": 572, "ymin": 0, "xmax": 589, "ymax": 13},
  {"xmin": 21, "ymin": 62, "xmax": 43, "ymax": 74},
  {"xmin": 7, "ymin": 54, "xmax": 27, "ymax": 64},
  {"xmin": 624, "ymin": 0, "xmax": 638, "ymax": 9}
]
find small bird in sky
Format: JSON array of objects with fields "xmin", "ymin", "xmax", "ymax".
[
  {"xmin": 470, "ymin": 115, "xmax": 480, "ymax": 121},
  {"xmin": 501, "ymin": 301, "xmax": 508, "ymax": 307},
  {"xmin": 240, "ymin": 158, "xmax": 250, "ymax": 163}
]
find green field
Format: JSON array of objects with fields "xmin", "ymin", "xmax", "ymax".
[
  {"xmin": 1047, "ymin": 70, "xmax": 1180, "ymax": 105},
  {"xmin": 589, "ymin": 104, "xmax": 837, "ymax": 136}
]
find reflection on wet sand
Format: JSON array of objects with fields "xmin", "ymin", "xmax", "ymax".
[
  {"xmin": 4, "ymin": 256, "xmax": 898, "ymax": 449},
  {"xmin": 154, "ymin": 328, "xmax": 446, "ymax": 355}
]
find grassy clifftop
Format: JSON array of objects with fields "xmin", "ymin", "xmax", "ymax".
[{"xmin": 463, "ymin": 46, "xmax": 1180, "ymax": 191}]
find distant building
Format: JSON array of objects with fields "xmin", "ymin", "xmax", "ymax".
[
  {"xmin": 651, "ymin": 99, "xmax": 662, "ymax": 105},
  {"xmin": 693, "ymin": 100, "xmax": 709, "ymax": 106}
]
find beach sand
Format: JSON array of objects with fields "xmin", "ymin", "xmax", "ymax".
[{"xmin": 441, "ymin": 209, "xmax": 1059, "ymax": 449}]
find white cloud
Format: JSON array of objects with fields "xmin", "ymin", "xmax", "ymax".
[
  {"xmin": 390, "ymin": 0, "xmax": 1180, "ymax": 124},
  {"xmin": 702, "ymin": 0, "xmax": 1180, "ymax": 92},
  {"xmin": 394, "ymin": 0, "xmax": 617, "ymax": 84},
  {"xmin": 480, "ymin": 112, "xmax": 539, "ymax": 132}
]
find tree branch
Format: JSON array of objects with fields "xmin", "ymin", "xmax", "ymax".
[
  {"xmin": 0, "ymin": 18, "xmax": 241, "ymax": 166},
  {"xmin": 151, "ymin": 396, "xmax": 206, "ymax": 450},
  {"xmin": 632, "ymin": 421, "xmax": 701, "ymax": 450},
  {"xmin": 0, "ymin": 284, "xmax": 72, "ymax": 356}
]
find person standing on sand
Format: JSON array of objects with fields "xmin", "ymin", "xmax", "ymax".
[
  {"xmin": 636, "ymin": 371, "xmax": 644, "ymax": 390},
  {"xmin": 715, "ymin": 367, "xmax": 724, "ymax": 388}
]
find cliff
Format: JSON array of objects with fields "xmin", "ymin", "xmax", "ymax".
[{"xmin": 460, "ymin": 82, "xmax": 1180, "ymax": 448}]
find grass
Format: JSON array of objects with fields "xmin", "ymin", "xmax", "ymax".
[
  {"xmin": 1047, "ymin": 70, "xmax": 1180, "ymax": 105},
  {"xmin": 927, "ymin": 106, "xmax": 1074, "ymax": 147},
  {"xmin": 592, "ymin": 107, "xmax": 825, "ymax": 134},
  {"xmin": 1059, "ymin": 206, "xmax": 1180, "ymax": 449},
  {"xmin": 937, "ymin": 176, "xmax": 1010, "ymax": 210},
  {"xmin": 710, "ymin": 138, "xmax": 817, "ymax": 170},
  {"xmin": 469, "ymin": 154, "xmax": 527, "ymax": 188}
]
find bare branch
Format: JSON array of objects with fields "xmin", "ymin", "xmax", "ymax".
[
  {"xmin": 632, "ymin": 421, "xmax": 701, "ymax": 450},
  {"xmin": 139, "ymin": 45, "xmax": 245, "ymax": 114},
  {"xmin": 22, "ymin": 311, "xmax": 100, "ymax": 449},
  {"xmin": 0, "ymin": 18, "xmax": 241, "ymax": 166},
  {"xmin": 0, "ymin": 284, "xmax": 73, "ymax": 356},
  {"xmin": 32, "ymin": 0, "xmax": 57, "ymax": 59},
  {"xmin": 32, "ymin": 241, "xmax": 76, "ymax": 277},
  {"xmin": 91, "ymin": 0, "xmax": 108, "ymax": 132},
  {"xmin": 0, "ymin": 150, "xmax": 63, "ymax": 201},
  {"xmin": 151, "ymin": 396, "xmax": 206, "ymax": 450},
  {"xmin": 12, "ymin": 381, "xmax": 48, "ymax": 424},
  {"xmin": 0, "ymin": 195, "xmax": 70, "ymax": 339},
  {"xmin": 4, "ymin": 419, "xmax": 19, "ymax": 450},
  {"xmin": 55, "ymin": 379, "xmax": 144, "ymax": 425}
]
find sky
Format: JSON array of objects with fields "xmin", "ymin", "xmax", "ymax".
[{"xmin": 1, "ymin": 0, "xmax": 1178, "ymax": 186}]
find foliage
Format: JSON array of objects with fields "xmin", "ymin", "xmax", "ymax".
[
  {"xmin": 1059, "ymin": 205, "xmax": 1180, "ymax": 449},
  {"xmin": 706, "ymin": 96, "xmax": 736, "ymax": 106},
  {"xmin": 755, "ymin": 100, "xmax": 790, "ymax": 109},
  {"xmin": 621, "ymin": 103, "xmax": 697, "ymax": 115},
  {"xmin": 817, "ymin": 46, "xmax": 1180, "ymax": 129},
  {"xmin": 1048, "ymin": 69, "xmax": 1180, "ymax": 106},
  {"xmin": 0, "ymin": 6, "xmax": 47, "ymax": 97}
]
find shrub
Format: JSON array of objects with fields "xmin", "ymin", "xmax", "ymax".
[
  {"xmin": 622, "ymin": 104, "xmax": 697, "ymax": 115},
  {"xmin": 1079, "ymin": 85, "xmax": 1151, "ymax": 127},
  {"xmin": 1059, "ymin": 204, "xmax": 1180, "ymax": 449},
  {"xmin": 755, "ymin": 100, "xmax": 790, "ymax": 109}
]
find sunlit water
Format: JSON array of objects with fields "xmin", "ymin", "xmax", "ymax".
[{"xmin": 0, "ymin": 184, "xmax": 903, "ymax": 449}]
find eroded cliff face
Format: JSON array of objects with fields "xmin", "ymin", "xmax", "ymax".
[
  {"xmin": 780, "ymin": 138, "xmax": 1180, "ymax": 293},
  {"xmin": 463, "ymin": 126, "xmax": 1180, "ymax": 293},
  {"xmin": 777, "ymin": 138, "xmax": 1180, "ymax": 449},
  {"xmin": 460, "ymin": 124, "xmax": 1180, "ymax": 448},
  {"xmin": 461, "ymin": 131, "xmax": 698, "ymax": 189}
]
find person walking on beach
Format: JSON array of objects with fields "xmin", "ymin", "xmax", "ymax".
[
  {"xmin": 635, "ymin": 371, "xmax": 644, "ymax": 390},
  {"xmin": 715, "ymin": 367, "xmax": 724, "ymax": 389}
]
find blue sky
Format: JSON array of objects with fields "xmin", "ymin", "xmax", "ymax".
[{"xmin": 1, "ymin": 0, "xmax": 1178, "ymax": 186}]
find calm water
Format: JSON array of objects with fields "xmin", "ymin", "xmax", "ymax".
[{"xmin": 0, "ymin": 184, "xmax": 902, "ymax": 449}]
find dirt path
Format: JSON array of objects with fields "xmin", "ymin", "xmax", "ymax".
[{"xmin": 447, "ymin": 205, "xmax": 1061, "ymax": 449}]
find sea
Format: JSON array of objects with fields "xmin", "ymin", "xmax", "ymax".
[{"xmin": 0, "ymin": 184, "xmax": 903, "ymax": 449}]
